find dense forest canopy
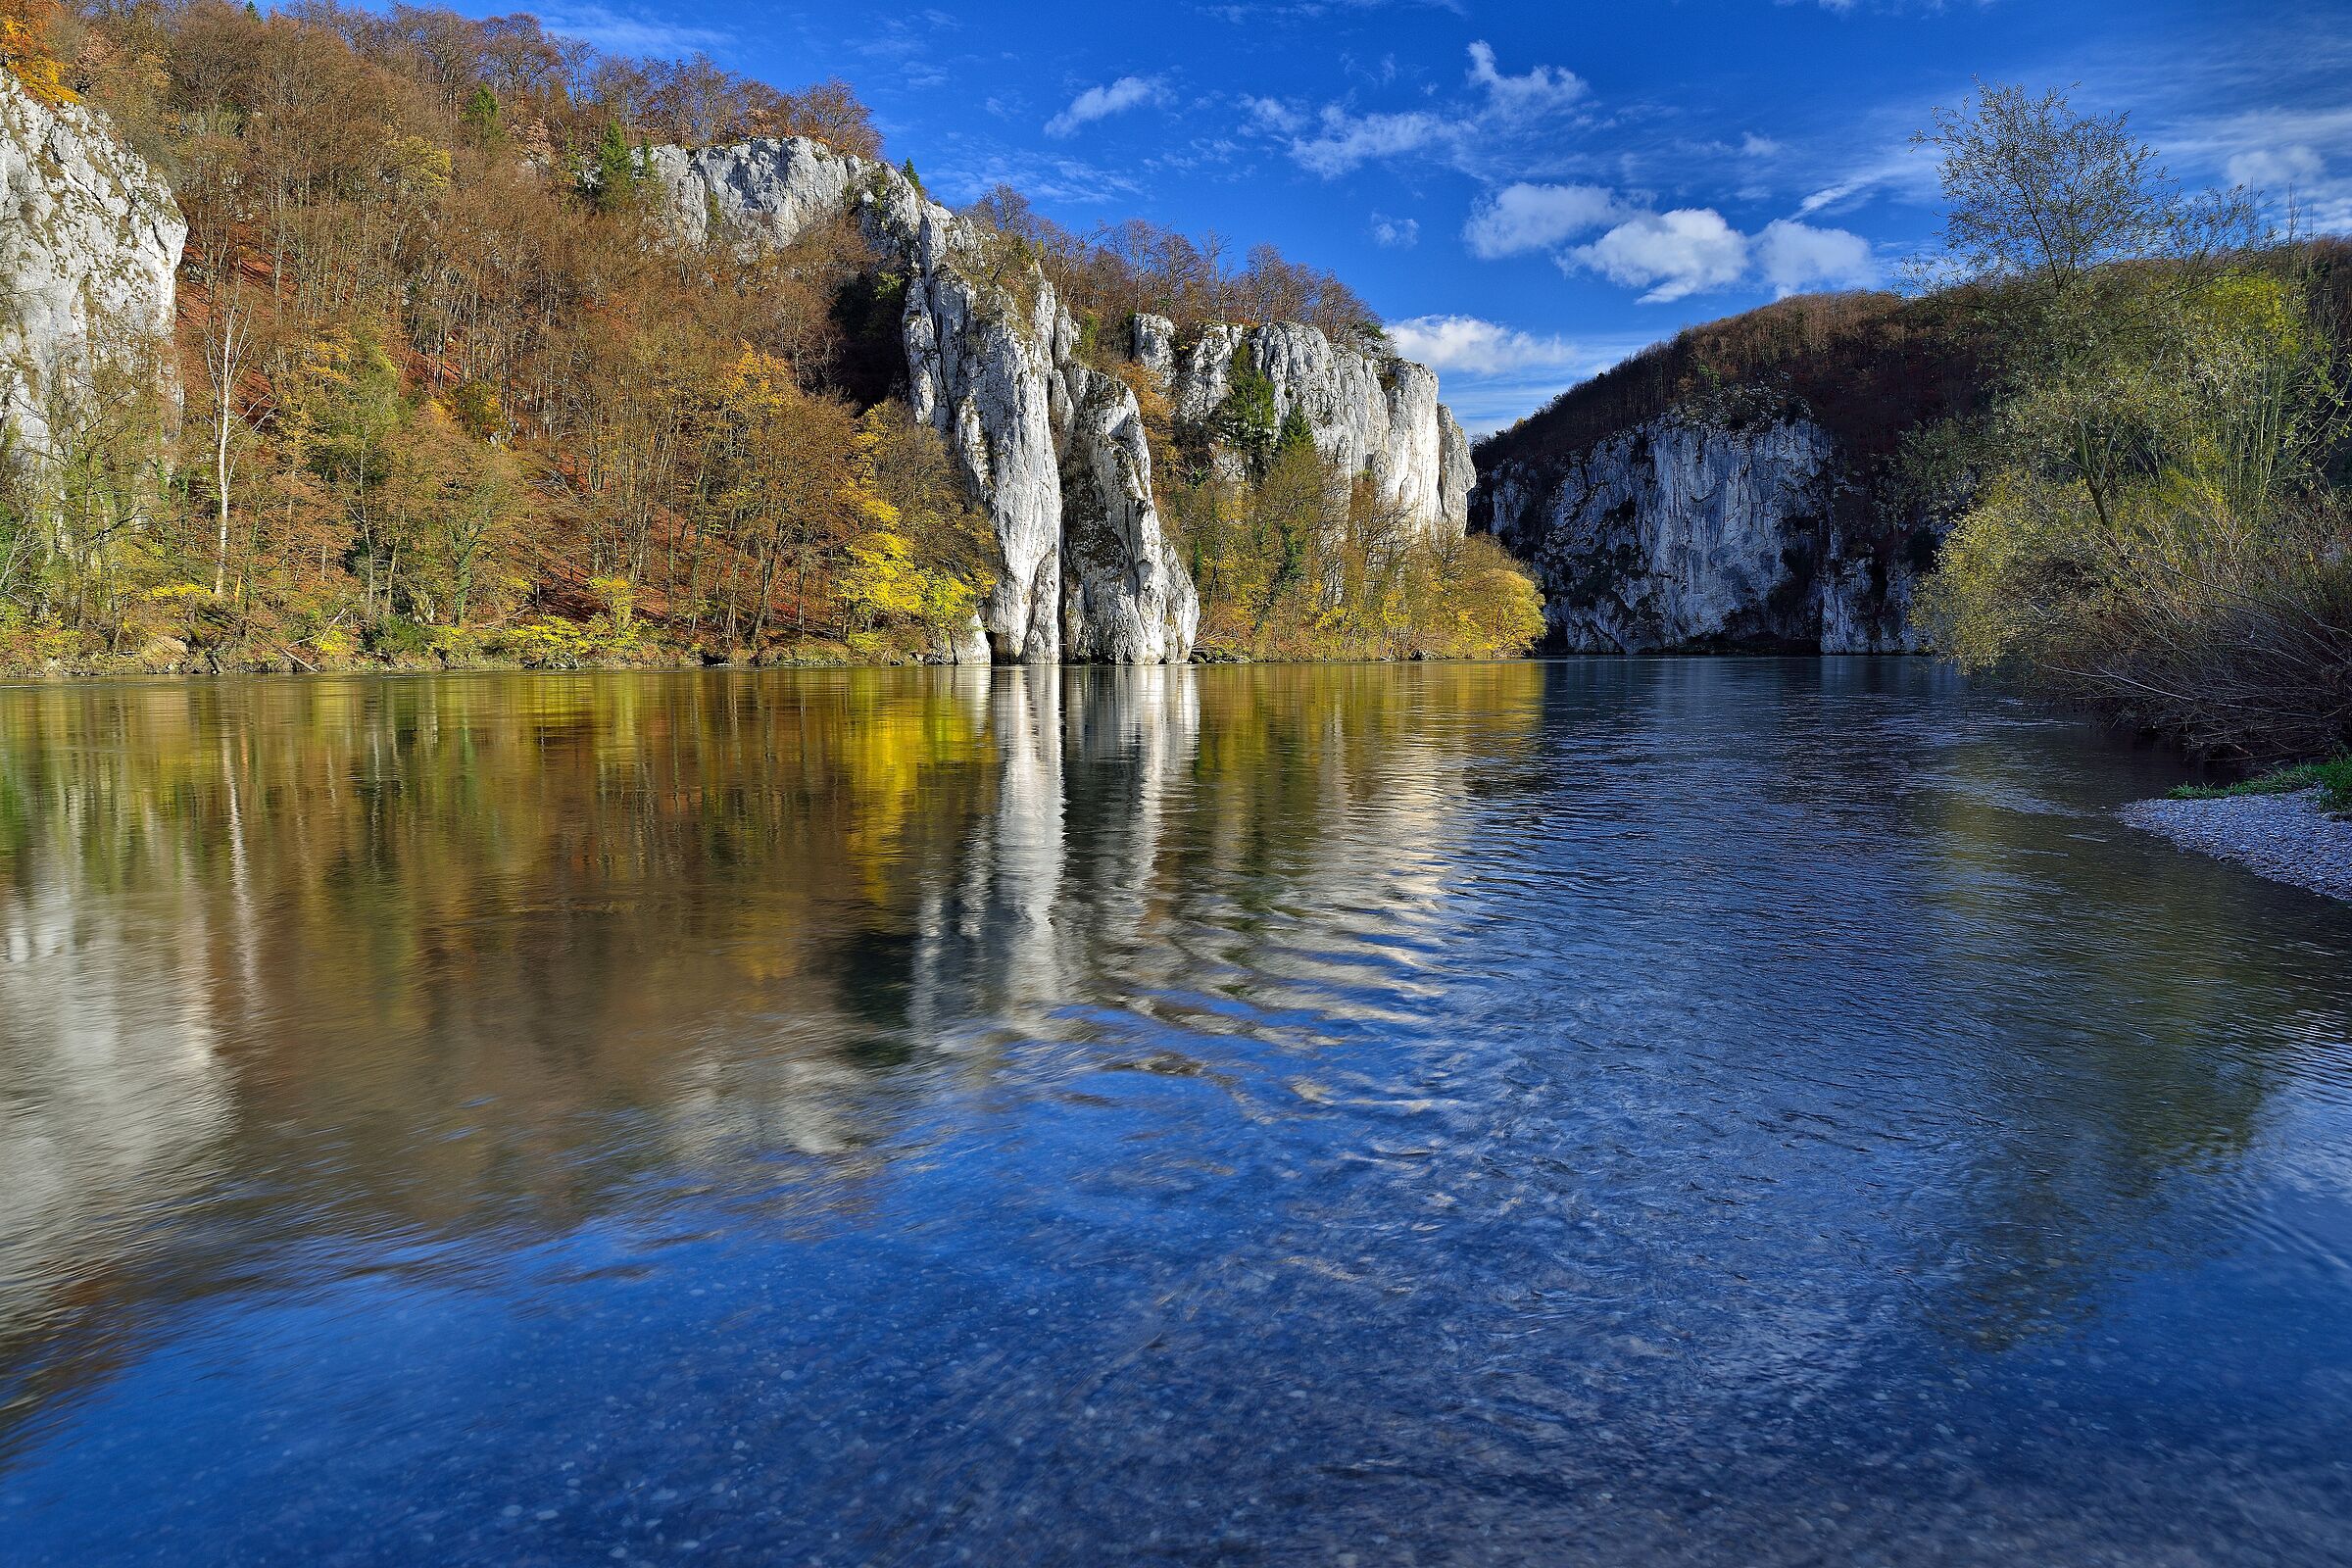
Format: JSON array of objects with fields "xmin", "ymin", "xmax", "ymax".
[{"xmin": 0, "ymin": 0, "xmax": 1533, "ymax": 671}]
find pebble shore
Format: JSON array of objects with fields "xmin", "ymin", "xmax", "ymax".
[{"xmin": 2120, "ymin": 789, "xmax": 2352, "ymax": 904}]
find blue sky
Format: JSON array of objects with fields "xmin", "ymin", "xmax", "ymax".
[{"xmin": 509, "ymin": 0, "xmax": 2348, "ymax": 432}]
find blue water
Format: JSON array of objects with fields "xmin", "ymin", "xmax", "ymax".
[{"xmin": 2, "ymin": 660, "xmax": 2350, "ymax": 1564}]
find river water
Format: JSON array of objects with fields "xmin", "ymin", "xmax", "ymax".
[{"xmin": 2, "ymin": 661, "xmax": 2350, "ymax": 1565}]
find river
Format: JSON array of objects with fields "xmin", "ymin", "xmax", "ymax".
[{"xmin": 3, "ymin": 661, "xmax": 2350, "ymax": 1564}]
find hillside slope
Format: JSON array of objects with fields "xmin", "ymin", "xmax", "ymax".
[{"xmin": 0, "ymin": 3, "xmax": 1520, "ymax": 674}]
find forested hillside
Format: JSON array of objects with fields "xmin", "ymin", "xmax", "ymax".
[
  {"xmin": 1476, "ymin": 83, "xmax": 2352, "ymax": 760},
  {"xmin": 0, "ymin": 0, "xmax": 1539, "ymax": 671},
  {"xmin": 1475, "ymin": 288, "xmax": 1989, "ymax": 543}
]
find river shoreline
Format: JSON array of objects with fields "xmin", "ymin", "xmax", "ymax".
[
  {"xmin": 2121, "ymin": 789, "xmax": 2352, "ymax": 904},
  {"xmin": 0, "ymin": 644, "xmax": 1948, "ymax": 682},
  {"xmin": 0, "ymin": 652, "xmax": 1454, "ymax": 681}
]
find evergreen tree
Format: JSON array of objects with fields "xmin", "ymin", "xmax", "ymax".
[{"xmin": 589, "ymin": 122, "xmax": 639, "ymax": 212}]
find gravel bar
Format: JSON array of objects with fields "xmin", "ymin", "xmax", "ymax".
[{"xmin": 2119, "ymin": 789, "xmax": 2352, "ymax": 904}]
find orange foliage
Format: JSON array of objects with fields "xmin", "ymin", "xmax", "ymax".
[{"xmin": 0, "ymin": 0, "xmax": 75, "ymax": 106}]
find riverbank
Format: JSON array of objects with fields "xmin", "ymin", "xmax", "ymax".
[
  {"xmin": 0, "ymin": 639, "xmax": 926, "ymax": 681},
  {"xmin": 0, "ymin": 639, "xmax": 1501, "ymax": 680},
  {"xmin": 2121, "ymin": 789, "xmax": 2352, "ymax": 904}
]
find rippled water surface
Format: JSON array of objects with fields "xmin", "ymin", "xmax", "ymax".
[{"xmin": 4, "ymin": 661, "xmax": 2352, "ymax": 1566}]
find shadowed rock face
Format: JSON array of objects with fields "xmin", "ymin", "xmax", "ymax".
[
  {"xmin": 1476, "ymin": 409, "xmax": 1933, "ymax": 654},
  {"xmin": 651, "ymin": 139, "xmax": 1471, "ymax": 662},
  {"xmin": 1058, "ymin": 366, "xmax": 1199, "ymax": 663},
  {"xmin": 0, "ymin": 74, "xmax": 185, "ymax": 470}
]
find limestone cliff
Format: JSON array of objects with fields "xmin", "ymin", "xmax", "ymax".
[
  {"xmin": 1475, "ymin": 401, "xmax": 1934, "ymax": 653},
  {"xmin": 1144, "ymin": 316, "xmax": 1471, "ymax": 543},
  {"xmin": 651, "ymin": 137, "xmax": 1192, "ymax": 662},
  {"xmin": 0, "ymin": 74, "xmax": 185, "ymax": 473},
  {"xmin": 651, "ymin": 136, "xmax": 1472, "ymax": 662},
  {"xmin": 1469, "ymin": 291, "xmax": 1980, "ymax": 655}
]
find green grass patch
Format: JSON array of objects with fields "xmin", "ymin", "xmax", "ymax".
[{"xmin": 2172, "ymin": 755, "xmax": 2352, "ymax": 812}]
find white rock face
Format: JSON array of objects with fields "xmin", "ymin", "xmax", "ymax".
[
  {"xmin": 1169, "ymin": 322, "xmax": 1470, "ymax": 542},
  {"xmin": 656, "ymin": 136, "xmax": 1471, "ymax": 659},
  {"xmin": 654, "ymin": 135, "xmax": 1187, "ymax": 662},
  {"xmin": 0, "ymin": 75, "xmax": 184, "ymax": 470},
  {"xmin": 1058, "ymin": 366, "xmax": 1199, "ymax": 663},
  {"xmin": 1438, "ymin": 406, "xmax": 1474, "ymax": 533},
  {"xmin": 1478, "ymin": 410, "xmax": 1929, "ymax": 653},
  {"xmin": 642, "ymin": 138, "xmax": 865, "ymax": 252},
  {"xmin": 1130, "ymin": 312, "xmax": 1178, "ymax": 389}
]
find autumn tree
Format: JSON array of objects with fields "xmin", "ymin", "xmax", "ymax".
[
  {"xmin": 0, "ymin": 0, "xmax": 74, "ymax": 107},
  {"xmin": 1915, "ymin": 84, "xmax": 2352, "ymax": 760}
]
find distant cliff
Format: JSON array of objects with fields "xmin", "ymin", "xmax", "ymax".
[
  {"xmin": 1472, "ymin": 293, "xmax": 1984, "ymax": 653},
  {"xmin": 652, "ymin": 137, "xmax": 1474, "ymax": 665}
]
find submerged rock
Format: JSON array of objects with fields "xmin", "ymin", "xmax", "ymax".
[{"xmin": 2121, "ymin": 791, "xmax": 2352, "ymax": 905}]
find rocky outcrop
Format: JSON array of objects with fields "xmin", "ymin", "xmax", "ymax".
[
  {"xmin": 1149, "ymin": 317, "xmax": 1471, "ymax": 542},
  {"xmin": 1, "ymin": 74, "xmax": 184, "ymax": 472},
  {"xmin": 1058, "ymin": 365, "xmax": 1199, "ymax": 662},
  {"xmin": 643, "ymin": 137, "xmax": 864, "ymax": 253},
  {"xmin": 651, "ymin": 136, "xmax": 1194, "ymax": 662},
  {"xmin": 654, "ymin": 137, "xmax": 1472, "ymax": 662},
  {"xmin": 1474, "ymin": 404, "xmax": 1933, "ymax": 653}
]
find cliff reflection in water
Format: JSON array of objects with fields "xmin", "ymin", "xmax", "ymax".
[
  {"xmin": 5, "ymin": 661, "xmax": 2352, "ymax": 1568},
  {"xmin": 0, "ymin": 664, "xmax": 1534, "ymax": 1354}
]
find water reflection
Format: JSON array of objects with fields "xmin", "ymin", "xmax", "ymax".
[{"xmin": 2, "ymin": 662, "xmax": 2350, "ymax": 1566}]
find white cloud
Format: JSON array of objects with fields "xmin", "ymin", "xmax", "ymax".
[
  {"xmin": 537, "ymin": 6, "xmax": 728, "ymax": 55},
  {"xmin": 1567, "ymin": 209, "xmax": 1750, "ymax": 303},
  {"xmin": 1386, "ymin": 315, "xmax": 1586, "ymax": 376},
  {"xmin": 1290, "ymin": 108, "xmax": 1452, "ymax": 176},
  {"xmin": 1755, "ymin": 219, "xmax": 1879, "ymax": 294},
  {"xmin": 1383, "ymin": 318, "xmax": 1657, "ymax": 438},
  {"xmin": 1370, "ymin": 214, "xmax": 1420, "ymax": 248},
  {"xmin": 2163, "ymin": 106, "xmax": 2352, "ymax": 232},
  {"xmin": 1242, "ymin": 96, "xmax": 1305, "ymax": 136},
  {"xmin": 1794, "ymin": 142, "xmax": 1937, "ymax": 217},
  {"xmin": 1740, "ymin": 133, "xmax": 1783, "ymax": 158},
  {"xmin": 1462, "ymin": 182, "xmax": 1622, "ymax": 259},
  {"xmin": 1258, "ymin": 41, "xmax": 1586, "ymax": 178},
  {"xmin": 2227, "ymin": 144, "xmax": 2327, "ymax": 191},
  {"xmin": 1465, "ymin": 40, "xmax": 1588, "ymax": 120},
  {"xmin": 1045, "ymin": 76, "xmax": 1169, "ymax": 138}
]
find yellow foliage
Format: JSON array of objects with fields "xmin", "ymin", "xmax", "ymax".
[
  {"xmin": 1, "ymin": 2, "xmax": 76, "ymax": 107},
  {"xmin": 589, "ymin": 574, "xmax": 635, "ymax": 630},
  {"xmin": 388, "ymin": 134, "xmax": 452, "ymax": 197}
]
